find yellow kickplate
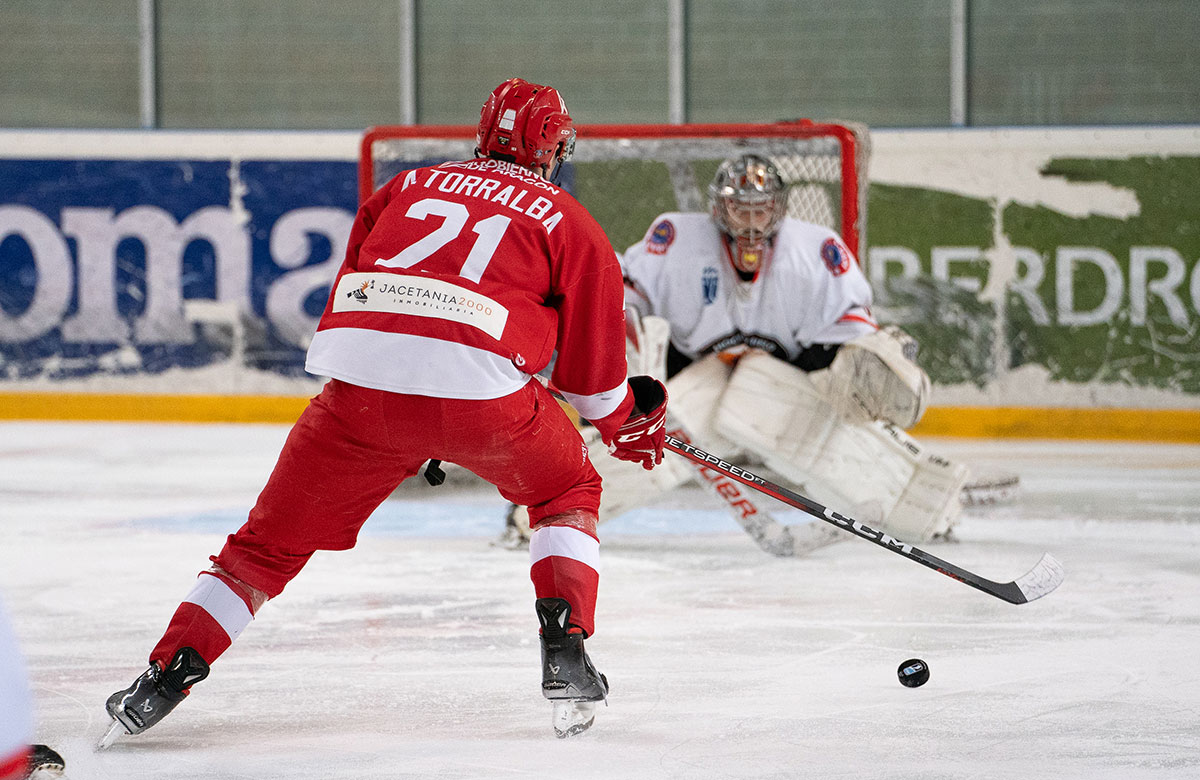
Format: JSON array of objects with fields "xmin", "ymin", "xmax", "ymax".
[
  {"xmin": 912, "ymin": 406, "xmax": 1200, "ymax": 443},
  {"xmin": 0, "ymin": 391, "xmax": 583, "ymax": 428}
]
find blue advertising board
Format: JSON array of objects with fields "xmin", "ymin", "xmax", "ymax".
[{"xmin": 0, "ymin": 159, "xmax": 358, "ymax": 381}]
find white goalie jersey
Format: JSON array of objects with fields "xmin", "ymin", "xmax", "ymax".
[{"xmin": 620, "ymin": 213, "xmax": 878, "ymax": 362}]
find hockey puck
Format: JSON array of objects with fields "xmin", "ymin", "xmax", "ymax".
[{"xmin": 897, "ymin": 658, "xmax": 930, "ymax": 687}]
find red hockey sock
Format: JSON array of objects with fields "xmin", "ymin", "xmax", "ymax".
[
  {"xmin": 149, "ymin": 571, "xmax": 258, "ymax": 668},
  {"xmin": 528, "ymin": 514, "xmax": 600, "ymax": 637}
]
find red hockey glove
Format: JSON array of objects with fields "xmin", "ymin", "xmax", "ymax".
[{"xmin": 609, "ymin": 375, "xmax": 668, "ymax": 470}]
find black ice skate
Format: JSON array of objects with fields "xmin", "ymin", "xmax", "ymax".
[
  {"xmin": 98, "ymin": 646, "xmax": 209, "ymax": 748},
  {"xmin": 535, "ymin": 597, "xmax": 608, "ymax": 738}
]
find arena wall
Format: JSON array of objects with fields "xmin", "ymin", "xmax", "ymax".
[{"xmin": 1, "ymin": 127, "xmax": 1197, "ymax": 441}]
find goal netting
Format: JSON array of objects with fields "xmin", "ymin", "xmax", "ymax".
[{"xmin": 359, "ymin": 121, "xmax": 870, "ymax": 258}]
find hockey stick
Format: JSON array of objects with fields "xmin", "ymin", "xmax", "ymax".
[{"xmin": 663, "ymin": 434, "xmax": 1063, "ymax": 604}]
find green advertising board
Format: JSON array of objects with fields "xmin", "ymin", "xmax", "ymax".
[{"xmin": 869, "ymin": 155, "xmax": 1200, "ymax": 398}]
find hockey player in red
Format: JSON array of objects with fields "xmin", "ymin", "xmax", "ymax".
[{"xmin": 101, "ymin": 78, "xmax": 668, "ymax": 742}]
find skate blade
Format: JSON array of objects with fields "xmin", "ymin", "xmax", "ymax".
[
  {"xmin": 552, "ymin": 700, "xmax": 597, "ymax": 738},
  {"xmin": 96, "ymin": 717, "xmax": 128, "ymax": 750}
]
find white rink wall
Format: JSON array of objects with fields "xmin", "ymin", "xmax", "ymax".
[{"xmin": 1, "ymin": 126, "xmax": 1198, "ymax": 418}]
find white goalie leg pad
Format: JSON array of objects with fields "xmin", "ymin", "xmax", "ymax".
[
  {"xmin": 828, "ymin": 422, "xmax": 970, "ymax": 541},
  {"xmin": 714, "ymin": 352, "xmax": 966, "ymax": 541},
  {"xmin": 822, "ymin": 326, "xmax": 931, "ymax": 429},
  {"xmin": 625, "ymin": 310, "xmax": 671, "ymax": 382},
  {"xmin": 890, "ymin": 433, "xmax": 971, "ymax": 540},
  {"xmin": 712, "ymin": 350, "xmax": 842, "ymax": 482},
  {"xmin": 798, "ymin": 421, "xmax": 915, "ymax": 531},
  {"xmin": 664, "ymin": 353, "xmax": 740, "ymax": 455}
]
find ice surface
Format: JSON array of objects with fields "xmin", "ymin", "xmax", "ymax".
[{"xmin": 2, "ymin": 422, "xmax": 1199, "ymax": 779}]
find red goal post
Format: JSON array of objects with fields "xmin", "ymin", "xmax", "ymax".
[{"xmin": 359, "ymin": 120, "xmax": 869, "ymax": 260}]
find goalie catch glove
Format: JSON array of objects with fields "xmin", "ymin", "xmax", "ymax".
[
  {"xmin": 608, "ymin": 375, "xmax": 668, "ymax": 470},
  {"xmin": 825, "ymin": 325, "xmax": 930, "ymax": 429}
]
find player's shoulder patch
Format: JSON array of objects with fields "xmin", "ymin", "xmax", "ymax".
[
  {"xmin": 646, "ymin": 219, "xmax": 676, "ymax": 255},
  {"xmin": 820, "ymin": 236, "xmax": 852, "ymax": 276}
]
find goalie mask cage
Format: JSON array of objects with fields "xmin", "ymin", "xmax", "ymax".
[{"xmin": 359, "ymin": 120, "xmax": 869, "ymax": 260}]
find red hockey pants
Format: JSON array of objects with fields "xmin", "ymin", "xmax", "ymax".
[{"xmin": 151, "ymin": 377, "xmax": 603, "ymax": 667}]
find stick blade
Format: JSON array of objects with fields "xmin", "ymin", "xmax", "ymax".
[{"xmin": 1013, "ymin": 553, "xmax": 1065, "ymax": 603}]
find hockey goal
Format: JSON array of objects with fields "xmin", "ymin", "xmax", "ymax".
[{"xmin": 359, "ymin": 120, "xmax": 870, "ymax": 259}]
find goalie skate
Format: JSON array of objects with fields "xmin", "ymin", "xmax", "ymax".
[{"xmin": 536, "ymin": 598, "xmax": 608, "ymax": 738}]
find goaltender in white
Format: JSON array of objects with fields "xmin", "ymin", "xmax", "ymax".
[{"xmin": 502, "ymin": 153, "xmax": 970, "ymax": 552}]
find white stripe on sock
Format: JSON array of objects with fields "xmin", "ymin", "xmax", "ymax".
[
  {"xmin": 183, "ymin": 573, "xmax": 254, "ymax": 642},
  {"xmin": 529, "ymin": 525, "xmax": 600, "ymax": 572}
]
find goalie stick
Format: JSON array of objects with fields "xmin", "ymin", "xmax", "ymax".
[
  {"xmin": 666, "ymin": 421, "xmax": 842, "ymax": 557},
  {"xmin": 663, "ymin": 434, "xmax": 1063, "ymax": 604}
]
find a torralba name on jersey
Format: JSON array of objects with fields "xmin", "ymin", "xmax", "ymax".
[{"xmin": 399, "ymin": 159, "xmax": 566, "ymax": 233}]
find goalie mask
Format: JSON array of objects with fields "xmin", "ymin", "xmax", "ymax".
[
  {"xmin": 709, "ymin": 154, "xmax": 788, "ymax": 279},
  {"xmin": 476, "ymin": 78, "xmax": 576, "ymax": 181}
]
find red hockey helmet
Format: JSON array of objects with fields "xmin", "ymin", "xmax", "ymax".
[{"xmin": 476, "ymin": 78, "xmax": 576, "ymax": 174}]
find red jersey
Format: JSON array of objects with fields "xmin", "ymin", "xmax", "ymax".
[{"xmin": 306, "ymin": 158, "xmax": 634, "ymax": 435}]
